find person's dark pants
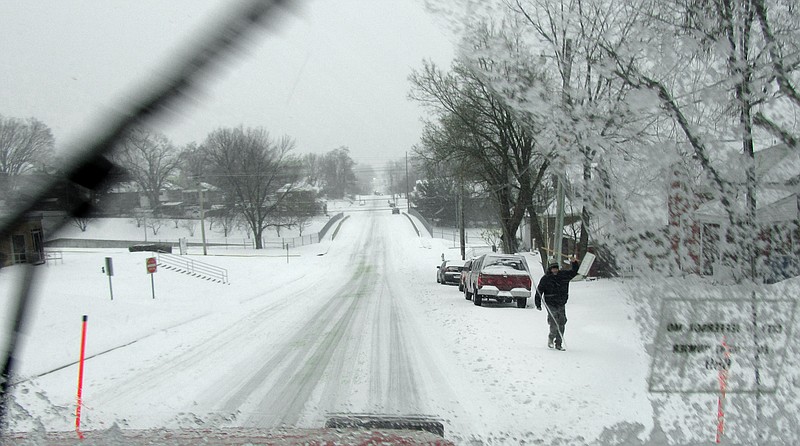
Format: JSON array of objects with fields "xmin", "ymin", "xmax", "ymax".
[{"xmin": 546, "ymin": 303, "xmax": 567, "ymax": 345}]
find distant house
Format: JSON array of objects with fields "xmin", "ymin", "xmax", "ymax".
[
  {"xmin": 98, "ymin": 181, "xmax": 226, "ymax": 217},
  {"xmin": 181, "ymin": 182, "xmax": 224, "ymax": 208},
  {"xmin": 99, "ymin": 181, "xmax": 147, "ymax": 214},
  {"xmin": 158, "ymin": 181, "xmax": 184, "ymax": 203},
  {"xmin": 0, "ymin": 214, "xmax": 45, "ymax": 267},
  {"xmin": 670, "ymin": 144, "xmax": 800, "ymax": 278}
]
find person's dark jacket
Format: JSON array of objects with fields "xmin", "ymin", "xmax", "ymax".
[{"xmin": 535, "ymin": 260, "xmax": 579, "ymax": 307}]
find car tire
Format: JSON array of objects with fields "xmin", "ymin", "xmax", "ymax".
[
  {"xmin": 474, "ymin": 294, "xmax": 482, "ymax": 306},
  {"xmin": 465, "ymin": 288, "xmax": 471, "ymax": 300},
  {"xmin": 517, "ymin": 297, "xmax": 527, "ymax": 308},
  {"xmin": 459, "ymin": 284, "xmax": 463, "ymax": 292}
]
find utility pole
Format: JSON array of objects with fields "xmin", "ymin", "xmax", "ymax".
[
  {"xmin": 554, "ymin": 175, "xmax": 566, "ymax": 263},
  {"xmin": 459, "ymin": 181, "xmax": 465, "ymax": 260},
  {"xmin": 198, "ymin": 181, "xmax": 208, "ymax": 256},
  {"xmin": 405, "ymin": 152, "xmax": 410, "ymax": 212},
  {"xmin": 554, "ymin": 38, "xmax": 573, "ymax": 265},
  {"xmin": 389, "ymin": 169, "xmax": 394, "ymax": 204}
]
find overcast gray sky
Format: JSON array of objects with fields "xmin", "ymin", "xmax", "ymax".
[{"xmin": 0, "ymin": 0, "xmax": 456, "ymax": 168}]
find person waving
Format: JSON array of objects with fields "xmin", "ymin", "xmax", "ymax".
[{"xmin": 535, "ymin": 256, "xmax": 580, "ymax": 351}]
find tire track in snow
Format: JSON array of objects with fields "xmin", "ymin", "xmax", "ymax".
[
  {"xmin": 244, "ymin": 268, "xmax": 371, "ymax": 427},
  {"xmin": 87, "ymin": 258, "xmax": 346, "ymax": 417},
  {"xmin": 87, "ymin": 211, "xmax": 456, "ymax": 432},
  {"xmin": 366, "ymin": 283, "xmax": 388, "ymax": 410},
  {"xmin": 215, "ymin": 267, "xmax": 365, "ymax": 416},
  {"xmin": 387, "ymin": 291, "xmax": 421, "ymax": 413},
  {"xmin": 215, "ymin": 217, "xmax": 378, "ymax": 426}
]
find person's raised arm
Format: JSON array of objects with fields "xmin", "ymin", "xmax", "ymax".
[{"xmin": 562, "ymin": 256, "xmax": 580, "ymax": 280}]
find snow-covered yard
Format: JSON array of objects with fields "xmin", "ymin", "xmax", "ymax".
[{"xmin": 3, "ymin": 206, "xmax": 658, "ymax": 444}]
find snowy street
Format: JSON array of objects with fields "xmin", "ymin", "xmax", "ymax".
[{"xmin": 3, "ymin": 204, "xmax": 652, "ymax": 443}]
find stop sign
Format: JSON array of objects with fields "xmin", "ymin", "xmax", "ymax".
[{"xmin": 146, "ymin": 257, "xmax": 157, "ymax": 273}]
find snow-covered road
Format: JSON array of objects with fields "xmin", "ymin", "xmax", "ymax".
[{"xmin": 3, "ymin": 204, "xmax": 653, "ymax": 444}]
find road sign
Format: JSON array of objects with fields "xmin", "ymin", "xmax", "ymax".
[
  {"xmin": 648, "ymin": 298, "xmax": 795, "ymax": 393},
  {"xmin": 146, "ymin": 257, "xmax": 157, "ymax": 274}
]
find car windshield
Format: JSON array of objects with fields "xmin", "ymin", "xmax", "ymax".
[{"xmin": 2, "ymin": 1, "xmax": 800, "ymax": 445}]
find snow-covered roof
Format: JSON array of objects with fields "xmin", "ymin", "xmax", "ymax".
[
  {"xmin": 277, "ymin": 181, "xmax": 320, "ymax": 193},
  {"xmin": 107, "ymin": 181, "xmax": 143, "ymax": 193},
  {"xmin": 183, "ymin": 182, "xmax": 220, "ymax": 193},
  {"xmin": 692, "ymin": 144, "xmax": 800, "ymax": 224},
  {"xmin": 694, "ymin": 190, "xmax": 798, "ymax": 224},
  {"xmin": 754, "ymin": 144, "xmax": 800, "ymax": 187},
  {"xmin": 542, "ymin": 196, "xmax": 581, "ymax": 217},
  {"xmin": 721, "ymin": 144, "xmax": 800, "ymax": 186},
  {"xmin": 160, "ymin": 181, "xmax": 183, "ymax": 191}
]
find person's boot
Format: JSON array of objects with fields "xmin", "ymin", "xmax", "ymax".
[
  {"xmin": 547, "ymin": 338, "xmax": 554, "ymax": 349},
  {"xmin": 555, "ymin": 343, "xmax": 566, "ymax": 351}
]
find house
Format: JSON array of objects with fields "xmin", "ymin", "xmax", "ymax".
[
  {"xmin": 670, "ymin": 144, "xmax": 800, "ymax": 279},
  {"xmin": 158, "ymin": 181, "xmax": 183, "ymax": 203},
  {"xmin": 0, "ymin": 214, "xmax": 45, "ymax": 267},
  {"xmin": 181, "ymin": 182, "xmax": 224, "ymax": 208},
  {"xmin": 97, "ymin": 181, "xmax": 227, "ymax": 217},
  {"xmin": 98, "ymin": 181, "xmax": 147, "ymax": 214}
]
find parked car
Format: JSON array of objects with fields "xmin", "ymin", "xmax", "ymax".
[
  {"xmin": 436, "ymin": 260, "xmax": 464, "ymax": 285},
  {"xmin": 392, "ymin": 207, "xmax": 400, "ymax": 214},
  {"xmin": 463, "ymin": 254, "xmax": 531, "ymax": 308},
  {"xmin": 459, "ymin": 258, "xmax": 474, "ymax": 292}
]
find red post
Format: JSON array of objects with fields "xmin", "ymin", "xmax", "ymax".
[
  {"xmin": 716, "ymin": 336, "xmax": 731, "ymax": 443},
  {"xmin": 76, "ymin": 315, "xmax": 88, "ymax": 439}
]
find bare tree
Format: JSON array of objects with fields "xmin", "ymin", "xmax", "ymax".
[
  {"xmin": 507, "ymin": 0, "xmax": 641, "ymax": 260},
  {"xmin": 71, "ymin": 216, "xmax": 91, "ymax": 232},
  {"xmin": 588, "ymin": 1, "xmax": 800, "ymax": 442},
  {"xmin": 180, "ymin": 219, "xmax": 196, "ymax": 236},
  {"xmin": 320, "ymin": 147, "xmax": 356, "ymax": 198},
  {"xmin": 210, "ymin": 206, "xmax": 239, "ymax": 238},
  {"xmin": 178, "ymin": 142, "xmax": 207, "ymax": 181},
  {"xmin": 296, "ymin": 214, "xmax": 312, "ymax": 237},
  {"xmin": 112, "ymin": 127, "xmax": 181, "ymax": 212},
  {"xmin": 427, "ymin": 0, "xmax": 800, "ymax": 442},
  {"xmin": 201, "ymin": 127, "xmax": 301, "ymax": 249},
  {"xmin": 0, "ymin": 115, "xmax": 55, "ymax": 194},
  {"xmin": 410, "ymin": 38, "xmax": 550, "ymax": 255},
  {"xmin": 593, "ymin": 0, "xmax": 792, "ymax": 280},
  {"xmin": 301, "ymin": 153, "xmax": 323, "ymax": 188},
  {"xmin": 751, "ymin": 0, "xmax": 800, "ymax": 148},
  {"xmin": 146, "ymin": 218, "xmax": 163, "ymax": 236}
]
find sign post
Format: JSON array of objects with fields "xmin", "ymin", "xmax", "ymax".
[
  {"xmin": 716, "ymin": 336, "xmax": 731, "ymax": 443},
  {"xmin": 104, "ymin": 257, "xmax": 114, "ymax": 300},
  {"xmin": 649, "ymin": 298, "xmax": 796, "ymax": 443},
  {"xmin": 146, "ymin": 257, "xmax": 157, "ymax": 299}
]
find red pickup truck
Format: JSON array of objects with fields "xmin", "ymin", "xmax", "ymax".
[{"xmin": 463, "ymin": 254, "xmax": 532, "ymax": 308}]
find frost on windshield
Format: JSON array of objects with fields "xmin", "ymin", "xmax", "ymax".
[
  {"xmin": 417, "ymin": 0, "xmax": 799, "ymax": 443},
  {"xmin": 1, "ymin": 0, "xmax": 799, "ymax": 444}
]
